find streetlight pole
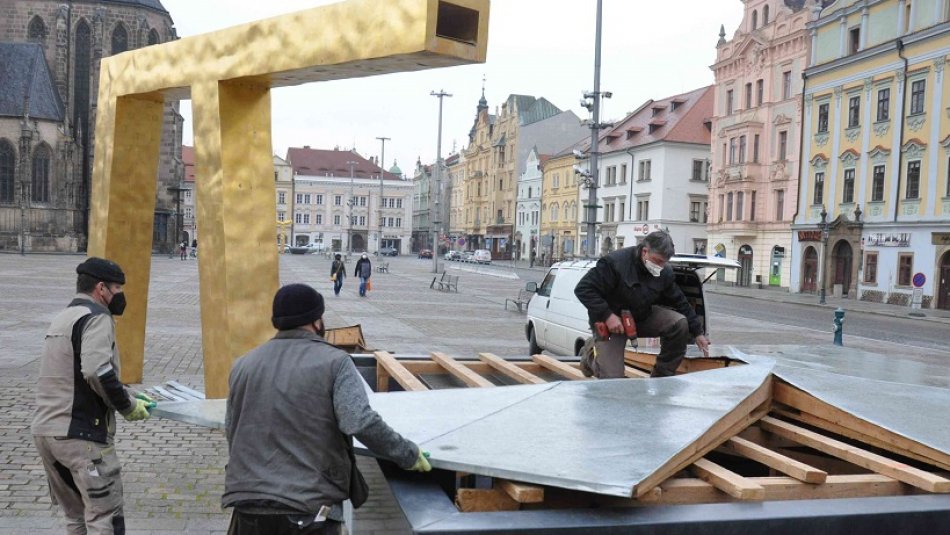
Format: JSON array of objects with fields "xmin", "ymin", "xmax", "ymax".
[
  {"xmin": 584, "ymin": 0, "xmax": 606, "ymax": 258},
  {"xmin": 346, "ymin": 160, "xmax": 358, "ymax": 255},
  {"xmin": 376, "ymin": 136, "xmax": 390, "ymax": 253},
  {"xmin": 818, "ymin": 206, "xmax": 828, "ymax": 305},
  {"xmin": 431, "ymin": 89, "xmax": 452, "ymax": 273}
]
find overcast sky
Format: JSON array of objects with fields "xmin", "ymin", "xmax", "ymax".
[{"xmin": 162, "ymin": 0, "xmax": 744, "ymax": 175}]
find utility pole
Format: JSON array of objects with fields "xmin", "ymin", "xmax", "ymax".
[
  {"xmin": 584, "ymin": 0, "xmax": 605, "ymax": 258},
  {"xmin": 346, "ymin": 160, "xmax": 358, "ymax": 255},
  {"xmin": 431, "ymin": 90, "xmax": 452, "ymax": 273},
  {"xmin": 376, "ymin": 136, "xmax": 390, "ymax": 253}
]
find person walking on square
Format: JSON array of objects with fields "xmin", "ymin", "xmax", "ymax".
[
  {"xmin": 179, "ymin": 241, "xmax": 187, "ymax": 260},
  {"xmin": 32, "ymin": 257, "xmax": 153, "ymax": 535},
  {"xmin": 223, "ymin": 284, "xmax": 431, "ymax": 535},
  {"xmin": 574, "ymin": 231, "xmax": 709, "ymax": 379},
  {"xmin": 354, "ymin": 253, "xmax": 372, "ymax": 297},
  {"xmin": 330, "ymin": 254, "xmax": 346, "ymax": 296}
]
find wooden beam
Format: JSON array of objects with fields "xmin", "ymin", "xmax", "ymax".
[
  {"xmin": 531, "ymin": 354, "xmax": 589, "ymax": 380},
  {"xmin": 724, "ymin": 436, "xmax": 827, "ymax": 484},
  {"xmin": 773, "ymin": 382, "xmax": 950, "ymax": 471},
  {"xmin": 431, "ymin": 352, "xmax": 495, "ymax": 388},
  {"xmin": 624, "ymin": 366, "xmax": 650, "ymax": 378},
  {"xmin": 455, "ymin": 488, "xmax": 519, "ymax": 512},
  {"xmin": 373, "ymin": 351, "xmax": 428, "ymax": 392},
  {"xmin": 478, "ymin": 353, "xmax": 546, "ymax": 385},
  {"xmin": 760, "ymin": 416, "xmax": 950, "ymax": 493},
  {"xmin": 496, "ymin": 480, "xmax": 544, "ymax": 504},
  {"xmin": 691, "ymin": 458, "xmax": 765, "ymax": 500}
]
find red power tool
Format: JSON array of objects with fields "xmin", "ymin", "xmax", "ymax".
[{"xmin": 594, "ymin": 310, "xmax": 638, "ymax": 339}]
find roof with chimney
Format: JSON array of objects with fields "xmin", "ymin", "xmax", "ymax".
[
  {"xmin": 594, "ymin": 85, "xmax": 713, "ymax": 152},
  {"xmin": 286, "ymin": 147, "xmax": 401, "ymax": 180},
  {"xmin": 0, "ymin": 43, "xmax": 64, "ymax": 121}
]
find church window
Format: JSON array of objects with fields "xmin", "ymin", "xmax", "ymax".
[
  {"xmin": 112, "ymin": 23, "xmax": 129, "ymax": 55},
  {"xmin": 0, "ymin": 140, "xmax": 15, "ymax": 203},
  {"xmin": 28, "ymin": 16, "xmax": 47, "ymax": 41},
  {"xmin": 32, "ymin": 144, "xmax": 52, "ymax": 203},
  {"xmin": 148, "ymin": 29, "xmax": 161, "ymax": 46}
]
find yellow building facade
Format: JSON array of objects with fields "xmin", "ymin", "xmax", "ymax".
[
  {"xmin": 792, "ymin": 0, "xmax": 950, "ymax": 310},
  {"xmin": 539, "ymin": 150, "xmax": 581, "ymax": 263}
]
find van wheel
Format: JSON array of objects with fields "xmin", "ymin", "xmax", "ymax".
[{"xmin": 528, "ymin": 326, "xmax": 542, "ymax": 356}]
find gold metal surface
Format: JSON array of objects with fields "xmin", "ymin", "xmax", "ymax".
[{"xmin": 90, "ymin": 0, "xmax": 490, "ymax": 398}]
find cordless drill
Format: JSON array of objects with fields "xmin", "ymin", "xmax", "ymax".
[{"xmin": 594, "ymin": 309, "xmax": 638, "ymax": 340}]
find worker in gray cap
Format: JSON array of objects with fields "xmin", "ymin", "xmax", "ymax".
[
  {"xmin": 223, "ymin": 283, "xmax": 431, "ymax": 535},
  {"xmin": 32, "ymin": 257, "xmax": 153, "ymax": 534}
]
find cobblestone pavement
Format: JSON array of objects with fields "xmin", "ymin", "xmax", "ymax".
[{"xmin": 0, "ymin": 253, "xmax": 529, "ymax": 534}]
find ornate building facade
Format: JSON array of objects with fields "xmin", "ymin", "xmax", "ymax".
[{"xmin": 0, "ymin": 0, "xmax": 182, "ymax": 252}]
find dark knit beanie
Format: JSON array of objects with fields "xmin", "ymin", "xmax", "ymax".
[
  {"xmin": 272, "ymin": 283, "xmax": 325, "ymax": 330},
  {"xmin": 76, "ymin": 257, "xmax": 126, "ymax": 284}
]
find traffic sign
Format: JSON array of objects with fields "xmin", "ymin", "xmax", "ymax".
[{"xmin": 912, "ymin": 272, "xmax": 926, "ymax": 288}]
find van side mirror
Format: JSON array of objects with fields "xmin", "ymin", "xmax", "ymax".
[{"xmin": 525, "ymin": 282, "xmax": 538, "ymax": 293}]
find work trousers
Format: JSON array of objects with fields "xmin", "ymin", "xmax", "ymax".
[
  {"xmin": 589, "ymin": 306, "xmax": 690, "ymax": 379},
  {"xmin": 228, "ymin": 511, "xmax": 342, "ymax": 535},
  {"xmin": 34, "ymin": 435, "xmax": 125, "ymax": 535}
]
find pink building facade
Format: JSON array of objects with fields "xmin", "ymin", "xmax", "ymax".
[{"xmin": 708, "ymin": 0, "xmax": 821, "ymax": 288}]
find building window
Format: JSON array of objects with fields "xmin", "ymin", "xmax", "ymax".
[
  {"xmin": 0, "ymin": 140, "xmax": 15, "ymax": 203},
  {"xmin": 817, "ymin": 103, "xmax": 829, "ymax": 132},
  {"xmin": 872, "ymin": 165, "xmax": 885, "ymax": 201},
  {"xmin": 750, "ymin": 191, "xmax": 756, "ymax": 221},
  {"xmin": 775, "ymin": 189, "xmax": 785, "ymax": 220},
  {"xmin": 910, "ymin": 80, "xmax": 926, "ymax": 115},
  {"xmin": 396, "ymin": 217, "xmax": 402, "ymax": 227},
  {"xmin": 897, "ymin": 253, "xmax": 913, "ymax": 286},
  {"xmin": 726, "ymin": 192, "xmax": 734, "ymax": 221},
  {"xmin": 848, "ymin": 96, "xmax": 860, "ymax": 128},
  {"xmin": 111, "ymin": 23, "xmax": 129, "ymax": 55},
  {"xmin": 295, "ymin": 213, "xmax": 303, "ymax": 224},
  {"xmin": 690, "ymin": 201, "xmax": 701, "ymax": 222},
  {"xmin": 726, "ymin": 89, "xmax": 734, "ymax": 115},
  {"xmin": 296, "ymin": 193, "xmax": 303, "ymax": 204},
  {"xmin": 278, "ymin": 192, "xmax": 286, "ymax": 204},
  {"xmin": 756, "ymin": 79, "xmax": 764, "ymax": 106},
  {"xmin": 843, "ymin": 168, "xmax": 855, "ymax": 203},
  {"xmin": 637, "ymin": 199, "xmax": 650, "ymax": 220},
  {"xmin": 739, "ymin": 136, "xmax": 747, "ymax": 163},
  {"xmin": 906, "ymin": 161, "xmax": 921, "ymax": 199},
  {"xmin": 692, "ymin": 160, "xmax": 705, "ymax": 181},
  {"xmin": 619, "ymin": 201, "xmax": 625, "ymax": 222},
  {"xmin": 31, "ymin": 145, "xmax": 51, "ymax": 203},
  {"xmin": 316, "ymin": 194, "xmax": 323, "ymax": 205},
  {"xmin": 334, "ymin": 215, "xmax": 341, "ymax": 225},
  {"xmin": 782, "ymin": 70, "xmax": 792, "ymax": 99},
  {"xmin": 745, "ymin": 82, "xmax": 753, "ymax": 109},
  {"xmin": 278, "ymin": 212, "xmax": 286, "ymax": 222},
  {"xmin": 702, "ymin": 201, "xmax": 709, "ymax": 223},
  {"xmin": 359, "ymin": 216, "xmax": 365, "ymax": 225},
  {"xmin": 877, "ymin": 88, "xmax": 890, "ymax": 121},
  {"xmin": 148, "ymin": 28, "xmax": 160, "ymax": 46},
  {"xmin": 814, "ymin": 172, "xmax": 824, "ymax": 205},
  {"xmin": 335, "ymin": 195, "xmax": 342, "ymax": 206},
  {"xmin": 778, "ymin": 130, "xmax": 788, "ymax": 160},
  {"xmin": 28, "ymin": 16, "xmax": 47, "ymax": 41},
  {"xmin": 752, "ymin": 10, "xmax": 758, "ymax": 30},
  {"xmin": 763, "ymin": 4, "xmax": 770, "ymax": 24},
  {"xmin": 864, "ymin": 253, "xmax": 878, "ymax": 283},
  {"xmin": 316, "ymin": 214, "xmax": 323, "ymax": 225},
  {"xmin": 729, "ymin": 138, "xmax": 737, "ymax": 165},
  {"xmin": 620, "ymin": 164, "xmax": 627, "ymax": 184},
  {"xmin": 396, "ymin": 198, "xmax": 403, "ymax": 208},
  {"xmin": 359, "ymin": 196, "xmax": 367, "ymax": 207},
  {"xmin": 638, "ymin": 160, "xmax": 651, "ymax": 181},
  {"xmin": 753, "ymin": 134, "xmax": 760, "ymax": 162},
  {"xmin": 849, "ymin": 27, "xmax": 861, "ymax": 54},
  {"xmin": 718, "ymin": 194, "xmax": 725, "ymax": 222},
  {"xmin": 736, "ymin": 192, "xmax": 745, "ymax": 221}
]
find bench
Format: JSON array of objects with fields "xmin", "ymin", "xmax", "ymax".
[
  {"xmin": 376, "ymin": 262, "xmax": 390, "ymax": 273},
  {"xmin": 430, "ymin": 272, "xmax": 459, "ymax": 292},
  {"xmin": 505, "ymin": 289, "xmax": 532, "ymax": 312}
]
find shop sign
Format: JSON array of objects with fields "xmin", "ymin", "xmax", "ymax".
[
  {"xmin": 933, "ymin": 232, "xmax": 950, "ymax": 245},
  {"xmin": 633, "ymin": 223, "xmax": 666, "ymax": 236},
  {"xmin": 798, "ymin": 230, "xmax": 822, "ymax": 242},
  {"xmin": 864, "ymin": 233, "xmax": 911, "ymax": 247}
]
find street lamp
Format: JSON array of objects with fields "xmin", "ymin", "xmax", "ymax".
[
  {"xmin": 346, "ymin": 160, "xmax": 358, "ymax": 254},
  {"xmin": 431, "ymin": 89, "xmax": 452, "ymax": 273},
  {"xmin": 818, "ymin": 205, "xmax": 829, "ymax": 305},
  {"xmin": 377, "ymin": 136, "xmax": 390, "ymax": 253},
  {"xmin": 167, "ymin": 185, "xmax": 187, "ymax": 252}
]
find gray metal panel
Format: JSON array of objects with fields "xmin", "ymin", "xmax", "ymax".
[
  {"xmin": 152, "ymin": 399, "xmax": 225, "ymax": 430},
  {"xmin": 366, "ymin": 363, "xmax": 773, "ymax": 497}
]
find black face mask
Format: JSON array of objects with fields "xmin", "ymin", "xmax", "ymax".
[{"xmin": 105, "ymin": 287, "xmax": 127, "ymax": 316}]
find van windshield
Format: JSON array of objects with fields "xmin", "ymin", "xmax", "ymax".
[{"xmin": 537, "ymin": 269, "xmax": 558, "ymax": 297}]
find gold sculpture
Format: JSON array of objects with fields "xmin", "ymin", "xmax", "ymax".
[{"xmin": 89, "ymin": 0, "xmax": 489, "ymax": 397}]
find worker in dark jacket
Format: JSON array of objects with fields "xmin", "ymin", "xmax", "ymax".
[
  {"xmin": 574, "ymin": 231, "xmax": 709, "ymax": 378},
  {"xmin": 32, "ymin": 257, "xmax": 153, "ymax": 534},
  {"xmin": 223, "ymin": 283, "xmax": 431, "ymax": 535}
]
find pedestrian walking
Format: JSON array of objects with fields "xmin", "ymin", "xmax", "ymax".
[
  {"xmin": 354, "ymin": 253, "xmax": 372, "ymax": 297},
  {"xmin": 574, "ymin": 231, "xmax": 708, "ymax": 378},
  {"xmin": 179, "ymin": 241, "xmax": 187, "ymax": 261},
  {"xmin": 223, "ymin": 283, "xmax": 431, "ymax": 535},
  {"xmin": 32, "ymin": 257, "xmax": 153, "ymax": 534},
  {"xmin": 330, "ymin": 254, "xmax": 346, "ymax": 296}
]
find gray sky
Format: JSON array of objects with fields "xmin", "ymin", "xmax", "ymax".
[{"xmin": 163, "ymin": 0, "xmax": 743, "ymax": 175}]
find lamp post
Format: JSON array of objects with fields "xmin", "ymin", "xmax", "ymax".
[
  {"xmin": 431, "ymin": 89, "xmax": 452, "ymax": 273},
  {"xmin": 583, "ymin": 0, "xmax": 607, "ymax": 259},
  {"xmin": 818, "ymin": 205, "xmax": 829, "ymax": 305},
  {"xmin": 376, "ymin": 136, "xmax": 390, "ymax": 253},
  {"xmin": 346, "ymin": 160, "xmax": 358, "ymax": 254},
  {"xmin": 167, "ymin": 185, "xmax": 187, "ymax": 253}
]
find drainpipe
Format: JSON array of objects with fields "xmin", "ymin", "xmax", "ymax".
[
  {"xmin": 792, "ymin": 71, "xmax": 808, "ymax": 224},
  {"xmin": 626, "ymin": 149, "xmax": 636, "ymax": 222},
  {"xmin": 894, "ymin": 38, "xmax": 908, "ymax": 222}
]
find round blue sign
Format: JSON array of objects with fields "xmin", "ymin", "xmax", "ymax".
[{"xmin": 912, "ymin": 272, "xmax": 926, "ymax": 288}]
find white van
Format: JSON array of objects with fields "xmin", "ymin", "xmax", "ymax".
[
  {"xmin": 473, "ymin": 249, "xmax": 492, "ymax": 264},
  {"xmin": 524, "ymin": 255, "xmax": 740, "ymax": 356}
]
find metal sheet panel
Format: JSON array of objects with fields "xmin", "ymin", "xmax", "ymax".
[{"xmin": 152, "ymin": 399, "xmax": 226, "ymax": 430}]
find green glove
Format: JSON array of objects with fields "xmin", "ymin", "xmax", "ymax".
[
  {"xmin": 135, "ymin": 393, "xmax": 157, "ymax": 412},
  {"xmin": 409, "ymin": 449, "xmax": 431, "ymax": 472},
  {"xmin": 124, "ymin": 398, "xmax": 151, "ymax": 421}
]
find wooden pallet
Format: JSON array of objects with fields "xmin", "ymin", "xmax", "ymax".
[{"xmin": 372, "ymin": 350, "xmax": 950, "ymax": 512}]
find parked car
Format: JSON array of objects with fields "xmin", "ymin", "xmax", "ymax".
[
  {"xmin": 473, "ymin": 249, "xmax": 492, "ymax": 264},
  {"xmin": 418, "ymin": 249, "xmax": 433, "ymax": 259},
  {"xmin": 378, "ymin": 247, "xmax": 399, "ymax": 256},
  {"xmin": 524, "ymin": 255, "xmax": 740, "ymax": 357},
  {"xmin": 444, "ymin": 250, "xmax": 461, "ymax": 261},
  {"xmin": 460, "ymin": 252, "xmax": 474, "ymax": 263}
]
